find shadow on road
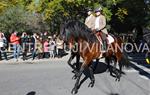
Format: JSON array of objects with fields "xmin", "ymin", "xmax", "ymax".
[
  {"xmin": 71, "ymin": 61, "xmax": 127, "ymax": 93},
  {"xmin": 93, "ymin": 61, "xmax": 108, "ymax": 74},
  {"xmin": 77, "ymin": 61, "xmax": 121, "ymax": 90},
  {"xmin": 109, "ymin": 93, "xmax": 119, "ymax": 95},
  {"xmin": 26, "ymin": 91, "xmax": 36, "ymax": 95},
  {"xmin": 75, "ymin": 61, "xmax": 108, "ymax": 92}
]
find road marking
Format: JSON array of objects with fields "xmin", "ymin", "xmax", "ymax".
[{"xmin": 125, "ymin": 69, "xmax": 150, "ymax": 73}]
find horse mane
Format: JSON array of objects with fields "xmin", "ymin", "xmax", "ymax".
[{"xmin": 64, "ymin": 20, "xmax": 98, "ymax": 43}]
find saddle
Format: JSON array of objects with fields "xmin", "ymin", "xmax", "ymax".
[
  {"xmin": 95, "ymin": 33, "xmax": 115, "ymax": 58},
  {"xmin": 95, "ymin": 33, "xmax": 115, "ymax": 45}
]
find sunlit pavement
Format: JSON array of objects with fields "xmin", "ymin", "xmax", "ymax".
[{"xmin": 0, "ymin": 53, "xmax": 149, "ymax": 95}]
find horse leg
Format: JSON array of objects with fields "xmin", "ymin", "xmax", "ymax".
[
  {"xmin": 68, "ymin": 54, "xmax": 78, "ymax": 79},
  {"xmin": 112, "ymin": 57, "xmax": 120, "ymax": 81},
  {"xmin": 71, "ymin": 64, "xmax": 85, "ymax": 94},
  {"xmin": 72, "ymin": 53, "xmax": 81, "ymax": 80},
  {"xmin": 75, "ymin": 53, "xmax": 80, "ymax": 71},
  {"xmin": 93, "ymin": 59, "xmax": 99, "ymax": 72},
  {"xmin": 88, "ymin": 65, "xmax": 95, "ymax": 88},
  {"xmin": 112, "ymin": 59, "xmax": 119, "ymax": 81},
  {"xmin": 68, "ymin": 52, "xmax": 81, "ymax": 80},
  {"xmin": 107, "ymin": 56, "xmax": 119, "ymax": 80},
  {"xmin": 118, "ymin": 61, "xmax": 123, "ymax": 81},
  {"xmin": 68, "ymin": 52, "xmax": 76, "ymax": 71},
  {"xmin": 105, "ymin": 57, "xmax": 112, "ymax": 73}
]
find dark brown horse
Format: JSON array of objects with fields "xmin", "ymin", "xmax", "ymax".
[{"xmin": 60, "ymin": 20, "xmax": 129, "ymax": 94}]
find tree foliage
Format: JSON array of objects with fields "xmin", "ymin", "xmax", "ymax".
[
  {"xmin": 0, "ymin": 0, "xmax": 150, "ymax": 34},
  {"xmin": 0, "ymin": 3, "xmax": 48, "ymax": 33}
]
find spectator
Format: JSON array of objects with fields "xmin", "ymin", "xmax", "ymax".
[
  {"xmin": 10, "ymin": 31, "xmax": 21, "ymax": 61},
  {"xmin": 49, "ymin": 37, "xmax": 56, "ymax": 58},
  {"xmin": 43, "ymin": 31, "xmax": 48, "ymax": 41},
  {"xmin": 52, "ymin": 34, "xmax": 57, "ymax": 57},
  {"xmin": 36, "ymin": 36, "xmax": 43, "ymax": 59},
  {"xmin": 43, "ymin": 39, "xmax": 49, "ymax": 58},
  {"xmin": 21, "ymin": 32, "xmax": 28, "ymax": 61},
  {"xmin": 56, "ymin": 36, "xmax": 64, "ymax": 58},
  {"xmin": 31, "ymin": 33, "xmax": 37, "ymax": 60},
  {"xmin": 0, "ymin": 32, "xmax": 7, "ymax": 60}
]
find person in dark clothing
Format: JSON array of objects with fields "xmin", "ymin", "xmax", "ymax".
[
  {"xmin": 31, "ymin": 33, "xmax": 37, "ymax": 60},
  {"xmin": 21, "ymin": 32, "xmax": 29, "ymax": 61}
]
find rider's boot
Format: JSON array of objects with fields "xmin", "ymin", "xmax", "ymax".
[{"xmin": 102, "ymin": 40, "xmax": 107, "ymax": 52}]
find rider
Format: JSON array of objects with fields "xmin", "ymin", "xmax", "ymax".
[
  {"xmin": 94, "ymin": 7, "xmax": 108, "ymax": 51},
  {"xmin": 85, "ymin": 8, "xmax": 96, "ymax": 30},
  {"xmin": 68, "ymin": 8, "xmax": 95, "ymax": 72}
]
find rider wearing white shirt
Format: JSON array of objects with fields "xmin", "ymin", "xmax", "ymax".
[{"xmin": 94, "ymin": 7, "xmax": 108, "ymax": 51}]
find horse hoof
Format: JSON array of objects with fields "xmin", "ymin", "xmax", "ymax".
[
  {"xmin": 71, "ymin": 88, "xmax": 78, "ymax": 94},
  {"xmin": 115, "ymin": 78, "xmax": 120, "ymax": 82},
  {"xmin": 115, "ymin": 78, "xmax": 118, "ymax": 81},
  {"xmin": 72, "ymin": 70, "xmax": 76, "ymax": 73},
  {"xmin": 72, "ymin": 75, "xmax": 77, "ymax": 80},
  {"xmin": 88, "ymin": 81, "xmax": 95, "ymax": 88}
]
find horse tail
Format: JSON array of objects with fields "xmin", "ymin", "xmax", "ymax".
[
  {"xmin": 114, "ymin": 35, "xmax": 130, "ymax": 68},
  {"xmin": 119, "ymin": 51, "xmax": 131, "ymax": 68}
]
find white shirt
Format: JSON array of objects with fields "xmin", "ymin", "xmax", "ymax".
[
  {"xmin": 49, "ymin": 41, "xmax": 56, "ymax": 51},
  {"xmin": 0, "ymin": 38, "xmax": 4, "ymax": 47},
  {"xmin": 95, "ymin": 16, "xmax": 100, "ymax": 30}
]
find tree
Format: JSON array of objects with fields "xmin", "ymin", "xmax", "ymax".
[
  {"xmin": 1, "ymin": 0, "xmax": 149, "ymax": 34},
  {"xmin": 0, "ymin": 4, "xmax": 49, "ymax": 33}
]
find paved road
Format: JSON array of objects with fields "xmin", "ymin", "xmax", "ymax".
[{"xmin": 0, "ymin": 55, "xmax": 149, "ymax": 95}]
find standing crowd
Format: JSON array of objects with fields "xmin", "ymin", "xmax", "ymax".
[{"xmin": 0, "ymin": 31, "xmax": 67, "ymax": 61}]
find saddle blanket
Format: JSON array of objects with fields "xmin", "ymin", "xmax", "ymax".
[{"xmin": 107, "ymin": 34, "xmax": 115, "ymax": 44}]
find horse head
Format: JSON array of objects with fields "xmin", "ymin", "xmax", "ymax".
[
  {"xmin": 60, "ymin": 20, "xmax": 76, "ymax": 43},
  {"xmin": 60, "ymin": 22, "xmax": 67, "ymax": 41}
]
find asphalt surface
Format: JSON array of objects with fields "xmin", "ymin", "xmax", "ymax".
[{"xmin": 0, "ymin": 54, "xmax": 149, "ymax": 95}]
